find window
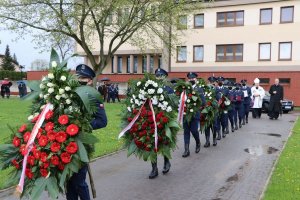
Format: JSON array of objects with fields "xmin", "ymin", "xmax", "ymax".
[
  {"xmin": 177, "ymin": 15, "xmax": 187, "ymax": 30},
  {"xmin": 279, "ymin": 42, "xmax": 292, "ymax": 60},
  {"xmin": 158, "ymin": 56, "xmax": 162, "ymax": 68},
  {"xmin": 259, "ymin": 43, "xmax": 271, "ymax": 61},
  {"xmin": 217, "ymin": 11, "xmax": 244, "ymax": 27},
  {"xmin": 279, "ymin": 78, "xmax": 290, "ymax": 84},
  {"xmin": 259, "ymin": 78, "xmax": 270, "ymax": 84},
  {"xmin": 126, "ymin": 56, "xmax": 130, "ymax": 73},
  {"xmin": 117, "ymin": 56, "xmax": 122, "ymax": 73},
  {"xmin": 216, "ymin": 44, "xmax": 243, "ymax": 62},
  {"xmin": 281, "ymin": 6, "xmax": 294, "ymax": 23},
  {"xmin": 194, "ymin": 14, "xmax": 204, "ymax": 28},
  {"xmin": 260, "ymin": 8, "xmax": 272, "ymax": 24},
  {"xmin": 193, "ymin": 45, "xmax": 204, "ymax": 62},
  {"xmin": 177, "ymin": 46, "xmax": 187, "ymax": 62},
  {"xmin": 111, "ymin": 57, "xmax": 114, "ymax": 73},
  {"xmin": 133, "ymin": 56, "xmax": 138, "ymax": 73},
  {"xmin": 142, "ymin": 56, "xmax": 147, "ymax": 73},
  {"xmin": 150, "ymin": 56, "xmax": 154, "ymax": 73}
]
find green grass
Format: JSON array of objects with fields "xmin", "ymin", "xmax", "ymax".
[
  {"xmin": 263, "ymin": 117, "xmax": 300, "ymax": 200},
  {"xmin": 0, "ymin": 97, "xmax": 124, "ymax": 190}
]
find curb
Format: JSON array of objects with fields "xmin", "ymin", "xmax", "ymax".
[{"xmin": 259, "ymin": 116, "xmax": 298, "ymax": 200}]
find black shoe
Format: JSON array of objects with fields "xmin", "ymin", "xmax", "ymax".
[
  {"xmin": 204, "ymin": 142, "xmax": 210, "ymax": 148},
  {"xmin": 182, "ymin": 144, "xmax": 190, "ymax": 158},
  {"xmin": 222, "ymin": 130, "xmax": 226, "ymax": 138},
  {"xmin": 225, "ymin": 128, "xmax": 229, "ymax": 134},
  {"xmin": 231, "ymin": 126, "xmax": 235, "ymax": 133},
  {"xmin": 239, "ymin": 123, "xmax": 242, "ymax": 128},
  {"xmin": 242, "ymin": 119, "xmax": 245, "ymax": 125},
  {"xmin": 217, "ymin": 131, "xmax": 221, "ymax": 140},
  {"xmin": 269, "ymin": 117, "xmax": 273, "ymax": 120},
  {"xmin": 195, "ymin": 142, "xmax": 201, "ymax": 153},
  {"xmin": 235, "ymin": 125, "xmax": 238, "ymax": 130},
  {"xmin": 213, "ymin": 138, "xmax": 217, "ymax": 146},
  {"xmin": 246, "ymin": 118, "xmax": 248, "ymax": 123},
  {"xmin": 149, "ymin": 162, "xmax": 158, "ymax": 179},
  {"xmin": 162, "ymin": 157, "xmax": 171, "ymax": 174}
]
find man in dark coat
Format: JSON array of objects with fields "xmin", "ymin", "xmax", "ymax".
[{"xmin": 268, "ymin": 78, "xmax": 284, "ymax": 120}]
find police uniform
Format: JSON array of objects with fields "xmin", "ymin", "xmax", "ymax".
[
  {"xmin": 240, "ymin": 80, "xmax": 252, "ymax": 124},
  {"xmin": 227, "ymin": 81, "xmax": 236, "ymax": 133},
  {"xmin": 182, "ymin": 72, "xmax": 206, "ymax": 157},
  {"xmin": 66, "ymin": 64, "xmax": 107, "ymax": 200},
  {"xmin": 234, "ymin": 83, "xmax": 245, "ymax": 129},
  {"xmin": 147, "ymin": 68, "xmax": 173, "ymax": 179},
  {"xmin": 215, "ymin": 76, "xmax": 229, "ymax": 140}
]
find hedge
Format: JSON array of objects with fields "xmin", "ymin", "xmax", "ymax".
[{"xmin": 0, "ymin": 70, "xmax": 27, "ymax": 81}]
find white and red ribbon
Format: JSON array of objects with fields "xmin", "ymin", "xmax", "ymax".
[
  {"xmin": 16, "ymin": 103, "xmax": 53, "ymax": 194},
  {"xmin": 148, "ymin": 100, "xmax": 158, "ymax": 151},
  {"xmin": 177, "ymin": 91, "xmax": 186, "ymax": 125}
]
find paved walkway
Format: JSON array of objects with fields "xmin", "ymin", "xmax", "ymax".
[{"xmin": 2, "ymin": 112, "xmax": 298, "ymax": 200}]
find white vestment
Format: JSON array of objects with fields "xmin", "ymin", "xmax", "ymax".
[{"xmin": 251, "ymin": 86, "xmax": 265, "ymax": 108}]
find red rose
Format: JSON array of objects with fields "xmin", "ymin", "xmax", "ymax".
[
  {"xmin": 18, "ymin": 124, "xmax": 27, "ymax": 133},
  {"xmin": 66, "ymin": 124, "xmax": 79, "ymax": 136},
  {"xmin": 11, "ymin": 159, "xmax": 20, "ymax": 169},
  {"xmin": 148, "ymin": 116, "xmax": 154, "ymax": 123},
  {"xmin": 50, "ymin": 155, "xmax": 60, "ymax": 166},
  {"xmin": 141, "ymin": 110, "xmax": 147, "ymax": 117},
  {"xmin": 50, "ymin": 142, "xmax": 61, "ymax": 153},
  {"xmin": 19, "ymin": 144, "xmax": 27, "ymax": 156},
  {"xmin": 23, "ymin": 131, "xmax": 31, "ymax": 143},
  {"xmin": 28, "ymin": 155, "xmax": 35, "ymax": 166},
  {"xmin": 146, "ymin": 136, "xmax": 151, "ymax": 142},
  {"xmin": 61, "ymin": 152, "xmax": 71, "ymax": 164},
  {"xmin": 188, "ymin": 93, "xmax": 193, "ymax": 97},
  {"xmin": 145, "ymin": 147, "xmax": 151, "ymax": 151},
  {"xmin": 45, "ymin": 110, "xmax": 54, "ymax": 120},
  {"xmin": 25, "ymin": 168, "xmax": 34, "ymax": 179},
  {"xmin": 40, "ymin": 152, "xmax": 48, "ymax": 162},
  {"xmin": 12, "ymin": 137, "xmax": 21, "ymax": 147},
  {"xmin": 40, "ymin": 168, "xmax": 49, "ymax": 177},
  {"xmin": 157, "ymin": 124, "xmax": 163, "ymax": 129},
  {"xmin": 162, "ymin": 117, "xmax": 169, "ymax": 124},
  {"xmin": 207, "ymin": 101, "xmax": 212, "ymax": 106},
  {"xmin": 150, "ymin": 129, "xmax": 155, "ymax": 134},
  {"xmin": 42, "ymin": 161, "xmax": 50, "ymax": 169},
  {"xmin": 133, "ymin": 109, "xmax": 138, "ymax": 114},
  {"xmin": 33, "ymin": 149, "xmax": 41, "ymax": 159},
  {"xmin": 127, "ymin": 117, "xmax": 133, "ymax": 122},
  {"xmin": 32, "ymin": 114, "xmax": 40, "ymax": 123},
  {"xmin": 47, "ymin": 130, "xmax": 57, "ymax": 141},
  {"xmin": 58, "ymin": 115, "xmax": 69, "ymax": 125},
  {"xmin": 66, "ymin": 142, "xmax": 78, "ymax": 154},
  {"xmin": 56, "ymin": 131, "xmax": 67, "ymax": 143},
  {"xmin": 38, "ymin": 135, "xmax": 48, "ymax": 147},
  {"xmin": 147, "ymin": 111, "xmax": 152, "ymax": 117},
  {"xmin": 45, "ymin": 122, "xmax": 54, "ymax": 131},
  {"xmin": 58, "ymin": 162, "xmax": 65, "ymax": 171},
  {"xmin": 176, "ymin": 91, "xmax": 180, "ymax": 96}
]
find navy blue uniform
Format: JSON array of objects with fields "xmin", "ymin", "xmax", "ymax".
[
  {"xmin": 241, "ymin": 86, "xmax": 251, "ymax": 123},
  {"xmin": 234, "ymin": 89, "xmax": 245, "ymax": 128},
  {"xmin": 228, "ymin": 89, "xmax": 236, "ymax": 132},
  {"xmin": 215, "ymin": 86, "xmax": 229, "ymax": 138}
]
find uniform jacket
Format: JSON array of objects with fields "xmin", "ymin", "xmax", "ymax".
[{"xmin": 241, "ymin": 86, "xmax": 252, "ymax": 104}]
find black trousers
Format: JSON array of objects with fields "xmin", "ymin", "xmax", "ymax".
[{"xmin": 252, "ymin": 108, "xmax": 262, "ymax": 118}]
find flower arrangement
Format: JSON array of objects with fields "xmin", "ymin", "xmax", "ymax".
[
  {"xmin": 218, "ymin": 94, "xmax": 231, "ymax": 114},
  {"xmin": 0, "ymin": 49, "xmax": 101, "ymax": 199},
  {"xmin": 119, "ymin": 74, "xmax": 180, "ymax": 163},
  {"xmin": 197, "ymin": 79, "xmax": 219, "ymax": 131},
  {"xmin": 174, "ymin": 80, "xmax": 202, "ymax": 124}
]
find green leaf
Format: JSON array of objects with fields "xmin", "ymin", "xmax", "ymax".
[
  {"xmin": 31, "ymin": 177, "xmax": 47, "ymax": 200},
  {"xmin": 127, "ymin": 140, "xmax": 137, "ymax": 157},
  {"xmin": 50, "ymin": 48, "xmax": 60, "ymax": 65},
  {"xmin": 46, "ymin": 177, "xmax": 59, "ymax": 200},
  {"xmin": 68, "ymin": 157, "xmax": 80, "ymax": 173},
  {"xmin": 75, "ymin": 86, "xmax": 102, "ymax": 113},
  {"xmin": 76, "ymin": 139, "xmax": 89, "ymax": 163},
  {"xmin": 78, "ymin": 133, "xmax": 99, "ymax": 144},
  {"xmin": 59, "ymin": 165, "xmax": 69, "ymax": 189},
  {"xmin": 192, "ymin": 96, "xmax": 198, "ymax": 101},
  {"xmin": 165, "ymin": 127, "xmax": 172, "ymax": 142},
  {"xmin": 27, "ymin": 80, "xmax": 41, "ymax": 92},
  {"xmin": 168, "ymin": 121, "xmax": 180, "ymax": 129},
  {"xmin": 22, "ymin": 91, "xmax": 39, "ymax": 101},
  {"xmin": 60, "ymin": 53, "xmax": 78, "ymax": 68},
  {"xmin": 201, "ymin": 108, "xmax": 208, "ymax": 114}
]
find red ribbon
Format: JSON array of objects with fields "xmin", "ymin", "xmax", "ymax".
[{"xmin": 177, "ymin": 91, "xmax": 186, "ymax": 125}]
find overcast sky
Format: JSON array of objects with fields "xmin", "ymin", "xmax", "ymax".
[{"xmin": 0, "ymin": 29, "xmax": 83, "ymax": 71}]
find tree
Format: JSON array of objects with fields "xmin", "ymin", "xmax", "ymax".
[
  {"xmin": 30, "ymin": 59, "xmax": 49, "ymax": 71},
  {"xmin": 1, "ymin": 45, "xmax": 15, "ymax": 71},
  {"xmin": 0, "ymin": 0, "xmax": 210, "ymax": 76},
  {"xmin": 13, "ymin": 53, "xmax": 19, "ymax": 65}
]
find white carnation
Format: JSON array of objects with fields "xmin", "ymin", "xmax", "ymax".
[
  {"xmin": 66, "ymin": 99, "xmax": 72, "ymax": 104},
  {"xmin": 47, "ymin": 82, "xmax": 54, "ymax": 87},
  {"xmin": 192, "ymin": 91, "xmax": 195, "ymax": 94},
  {"xmin": 127, "ymin": 107, "xmax": 132, "ymax": 112},
  {"xmin": 65, "ymin": 86, "xmax": 71, "ymax": 91},
  {"xmin": 148, "ymin": 89, "xmax": 155, "ymax": 94},
  {"xmin": 61, "ymin": 94, "xmax": 67, "ymax": 98},
  {"xmin": 39, "ymin": 93, "xmax": 44, "ymax": 98},
  {"xmin": 44, "ymin": 94, "xmax": 49, "ymax": 99},
  {"xmin": 163, "ymin": 101, "xmax": 168, "ymax": 106},
  {"xmin": 209, "ymin": 97, "xmax": 212, "ymax": 99},
  {"xmin": 153, "ymin": 83, "xmax": 158, "ymax": 88},
  {"xmin": 225, "ymin": 100, "xmax": 231, "ymax": 106},
  {"xmin": 40, "ymin": 105, "xmax": 46, "ymax": 110},
  {"xmin": 190, "ymin": 109, "xmax": 194, "ymax": 112},
  {"xmin": 138, "ymin": 94, "xmax": 145, "ymax": 100},
  {"xmin": 51, "ymin": 61, "xmax": 57, "ymax": 68},
  {"xmin": 137, "ymin": 81, "xmax": 141, "ymax": 86},
  {"xmin": 48, "ymin": 88, "xmax": 54, "ymax": 94},
  {"xmin": 166, "ymin": 106, "xmax": 172, "ymax": 112},
  {"xmin": 130, "ymin": 98, "xmax": 134, "ymax": 104},
  {"xmin": 40, "ymin": 83, "xmax": 45, "ymax": 89},
  {"xmin": 159, "ymin": 95, "xmax": 164, "ymax": 101},
  {"xmin": 55, "ymin": 95, "xmax": 61, "ymax": 100},
  {"xmin": 59, "ymin": 88, "xmax": 65, "ymax": 94},
  {"xmin": 157, "ymin": 88, "xmax": 163, "ymax": 94},
  {"xmin": 187, "ymin": 99, "xmax": 191, "ymax": 103},
  {"xmin": 28, "ymin": 115, "xmax": 34, "ymax": 121},
  {"xmin": 60, "ymin": 76, "xmax": 67, "ymax": 81},
  {"xmin": 48, "ymin": 73, "xmax": 54, "ymax": 79},
  {"xmin": 42, "ymin": 77, "xmax": 47, "ymax": 82},
  {"xmin": 135, "ymin": 99, "xmax": 139, "ymax": 105}
]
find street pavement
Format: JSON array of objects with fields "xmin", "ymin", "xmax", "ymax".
[{"xmin": 2, "ymin": 112, "xmax": 298, "ymax": 200}]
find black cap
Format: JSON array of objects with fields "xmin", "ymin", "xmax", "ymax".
[
  {"xmin": 208, "ymin": 76, "xmax": 217, "ymax": 83},
  {"xmin": 217, "ymin": 76, "xmax": 225, "ymax": 82},
  {"xmin": 241, "ymin": 79, "xmax": 247, "ymax": 84},
  {"xmin": 187, "ymin": 72, "xmax": 198, "ymax": 79},
  {"xmin": 75, "ymin": 64, "xmax": 95, "ymax": 79},
  {"xmin": 155, "ymin": 68, "xmax": 168, "ymax": 77}
]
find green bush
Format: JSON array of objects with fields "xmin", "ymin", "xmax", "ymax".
[{"xmin": 0, "ymin": 70, "xmax": 27, "ymax": 80}]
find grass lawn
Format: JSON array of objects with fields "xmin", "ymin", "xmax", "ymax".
[
  {"xmin": 263, "ymin": 117, "xmax": 300, "ymax": 200},
  {"xmin": 0, "ymin": 97, "xmax": 124, "ymax": 190}
]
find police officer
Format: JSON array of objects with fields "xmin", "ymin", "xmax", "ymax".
[
  {"xmin": 227, "ymin": 81, "xmax": 236, "ymax": 133},
  {"xmin": 241, "ymin": 79, "xmax": 252, "ymax": 124},
  {"xmin": 1, "ymin": 78, "xmax": 12, "ymax": 98},
  {"xmin": 182, "ymin": 72, "xmax": 206, "ymax": 157},
  {"xmin": 234, "ymin": 83, "xmax": 245, "ymax": 129},
  {"xmin": 216, "ymin": 76, "xmax": 229, "ymax": 140},
  {"xmin": 203, "ymin": 76, "xmax": 218, "ymax": 147},
  {"xmin": 147, "ymin": 68, "xmax": 174, "ymax": 179},
  {"xmin": 66, "ymin": 64, "xmax": 108, "ymax": 200}
]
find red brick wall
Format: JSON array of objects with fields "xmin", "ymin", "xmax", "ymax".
[{"xmin": 27, "ymin": 71, "xmax": 300, "ymax": 106}]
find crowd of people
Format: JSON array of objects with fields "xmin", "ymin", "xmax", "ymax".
[
  {"xmin": 97, "ymin": 82, "xmax": 120, "ymax": 103},
  {"xmin": 0, "ymin": 77, "xmax": 28, "ymax": 98}
]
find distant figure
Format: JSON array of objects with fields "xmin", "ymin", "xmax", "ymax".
[
  {"xmin": 107, "ymin": 84, "xmax": 115, "ymax": 103},
  {"xmin": 268, "ymin": 78, "xmax": 284, "ymax": 120},
  {"xmin": 1, "ymin": 78, "xmax": 12, "ymax": 98},
  {"xmin": 251, "ymin": 78, "xmax": 265, "ymax": 118},
  {"xmin": 18, "ymin": 78, "xmax": 28, "ymax": 98},
  {"xmin": 115, "ymin": 83, "xmax": 120, "ymax": 102}
]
